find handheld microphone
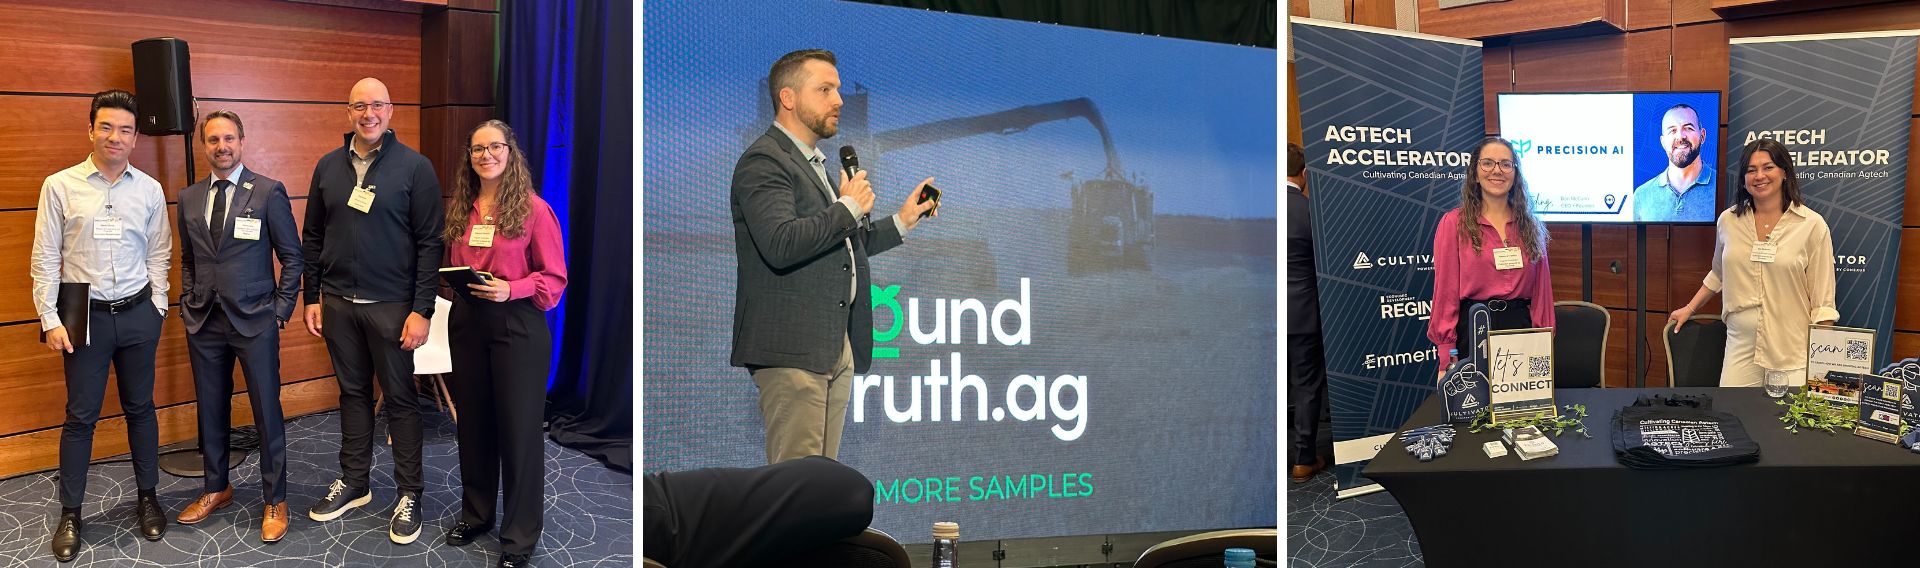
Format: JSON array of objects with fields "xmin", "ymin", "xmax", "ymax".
[{"xmin": 839, "ymin": 145, "xmax": 871, "ymax": 231}]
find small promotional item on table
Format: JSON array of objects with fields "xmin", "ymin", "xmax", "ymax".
[
  {"xmin": 1400, "ymin": 425, "xmax": 1457, "ymax": 462},
  {"xmin": 1900, "ymin": 429, "xmax": 1920, "ymax": 453},
  {"xmin": 1612, "ymin": 395, "xmax": 1761, "ymax": 469},
  {"xmin": 1853, "ymin": 373, "xmax": 1905, "ymax": 444},
  {"xmin": 1502, "ymin": 426, "xmax": 1558, "ymax": 460},
  {"xmin": 1442, "ymin": 303, "xmax": 1494, "ymax": 423},
  {"xmin": 1876, "ymin": 358, "xmax": 1920, "ymax": 434}
]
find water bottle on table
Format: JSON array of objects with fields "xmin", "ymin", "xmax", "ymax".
[
  {"xmin": 1225, "ymin": 547, "xmax": 1256, "ymax": 567},
  {"xmin": 932, "ymin": 521, "xmax": 959, "ymax": 567}
]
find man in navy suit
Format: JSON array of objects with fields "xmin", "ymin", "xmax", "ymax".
[
  {"xmin": 173, "ymin": 110, "xmax": 304, "ymax": 543},
  {"xmin": 731, "ymin": 49, "xmax": 939, "ymax": 464}
]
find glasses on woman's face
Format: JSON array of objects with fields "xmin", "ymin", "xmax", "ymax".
[
  {"xmin": 468, "ymin": 142, "xmax": 510, "ymax": 158},
  {"xmin": 1477, "ymin": 159, "xmax": 1516, "ymax": 172}
]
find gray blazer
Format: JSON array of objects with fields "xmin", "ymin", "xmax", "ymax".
[
  {"xmin": 178, "ymin": 169, "xmax": 305, "ymax": 337},
  {"xmin": 731, "ymin": 125, "xmax": 904, "ymax": 375}
]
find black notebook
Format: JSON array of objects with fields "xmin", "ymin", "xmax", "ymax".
[
  {"xmin": 40, "ymin": 282, "xmax": 89, "ymax": 346},
  {"xmin": 440, "ymin": 267, "xmax": 496, "ymax": 300}
]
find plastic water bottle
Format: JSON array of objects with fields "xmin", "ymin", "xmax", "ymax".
[
  {"xmin": 1224, "ymin": 547, "xmax": 1256, "ymax": 568},
  {"xmin": 932, "ymin": 521, "xmax": 959, "ymax": 568}
]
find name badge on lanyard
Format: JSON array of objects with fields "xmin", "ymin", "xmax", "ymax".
[
  {"xmin": 93, "ymin": 216, "xmax": 123, "ymax": 240},
  {"xmin": 1751, "ymin": 240, "xmax": 1778, "ymax": 263},
  {"xmin": 234, "ymin": 216, "xmax": 262, "ymax": 240},
  {"xmin": 349, "ymin": 185, "xmax": 377, "ymax": 213},
  {"xmin": 1493, "ymin": 246, "xmax": 1525, "ymax": 270},
  {"xmin": 468, "ymin": 224, "xmax": 496, "ymax": 248}
]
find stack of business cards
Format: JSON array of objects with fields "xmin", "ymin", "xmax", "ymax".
[{"xmin": 1502, "ymin": 425, "xmax": 1559, "ymax": 460}]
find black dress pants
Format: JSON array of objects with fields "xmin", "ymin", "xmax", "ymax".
[
  {"xmin": 447, "ymin": 297, "xmax": 551, "ymax": 556},
  {"xmin": 187, "ymin": 302, "xmax": 287, "ymax": 502},
  {"xmin": 58, "ymin": 296, "xmax": 163, "ymax": 509},
  {"xmin": 1288, "ymin": 331, "xmax": 1327, "ymax": 466},
  {"xmin": 321, "ymin": 297, "xmax": 424, "ymax": 495}
]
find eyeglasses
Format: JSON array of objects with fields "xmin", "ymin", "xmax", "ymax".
[
  {"xmin": 468, "ymin": 142, "xmax": 510, "ymax": 157},
  {"xmin": 1477, "ymin": 159, "xmax": 1516, "ymax": 172},
  {"xmin": 347, "ymin": 101, "xmax": 392, "ymax": 113}
]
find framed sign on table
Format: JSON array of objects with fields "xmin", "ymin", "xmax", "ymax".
[{"xmin": 1487, "ymin": 328, "xmax": 1555, "ymax": 422}]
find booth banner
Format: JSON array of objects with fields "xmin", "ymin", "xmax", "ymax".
[
  {"xmin": 1728, "ymin": 31, "xmax": 1916, "ymax": 369},
  {"xmin": 1291, "ymin": 17, "xmax": 1483, "ymax": 496}
]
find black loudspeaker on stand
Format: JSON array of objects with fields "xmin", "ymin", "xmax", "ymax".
[
  {"xmin": 133, "ymin": 37, "xmax": 235, "ymax": 478},
  {"xmin": 132, "ymin": 37, "xmax": 194, "ymax": 137}
]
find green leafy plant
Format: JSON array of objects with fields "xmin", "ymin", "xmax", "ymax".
[
  {"xmin": 1467, "ymin": 404, "xmax": 1592, "ymax": 438},
  {"xmin": 1775, "ymin": 389, "xmax": 1857, "ymax": 434}
]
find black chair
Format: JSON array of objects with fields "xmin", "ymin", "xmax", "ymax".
[
  {"xmin": 790, "ymin": 528, "xmax": 911, "ymax": 568},
  {"xmin": 1553, "ymin": 301, "xmax": 1610, "ymax": 388},
  {"xmin": 1665, "ymin": 315, "xmax": 1727, "ymax": 387},
  {"xmin": 644, "ymin": 528, "xmax": 910, "ymax": 568},
  {"xmin": 1134, "ymin": 528, "xmax": 1277, "ymax": 568}
]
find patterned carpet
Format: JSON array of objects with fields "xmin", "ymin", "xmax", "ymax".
[
  {"xmin": 0, "ymin": 408, "xmax": 632, "ymax": 567},
  {"xmin": 1285, "ymin": 474, "xmax": 1423, "ymax": 568}
]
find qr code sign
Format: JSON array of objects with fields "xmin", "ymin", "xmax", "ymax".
[
  {"xmin": 1529, "ymin": 356, "xmax": 1551, "ymax": 377},
  {"xmin": 1847, "ymin": 340, "xmax": 1868, "ymax": 361}
]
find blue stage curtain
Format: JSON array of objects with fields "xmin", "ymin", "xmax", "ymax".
[{"xmin": 502, "ymin": 0, "xmax": 632, "ymax": 473}]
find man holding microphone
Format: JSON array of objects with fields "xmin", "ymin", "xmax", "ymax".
[{"xmin": 730, "ymin": 48, "xmax": 939, "ymax": 464}]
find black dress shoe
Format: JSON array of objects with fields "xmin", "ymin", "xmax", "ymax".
[
  {"xmin": 446, "ymin": 520, "xmax": 492, "ymax": 546},
  {"xmin": 499, "ymin": 553, "xmax": 531, "ymax": 568},
  {"xmin": 50, "ymin": 512, "xmax": 81, "ymax": 562},
  {"xmin": 135, "ymin": 494, "xmax": 167, "ymax": 541}
]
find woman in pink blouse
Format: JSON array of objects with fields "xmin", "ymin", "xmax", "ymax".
[
  {"xmin": 1429, "ymin": 137, "xmax": 1556, "ymax": 373},
  {"xmin": 439, "ymin": 120, "xmax": 568, "ymax": 567}
]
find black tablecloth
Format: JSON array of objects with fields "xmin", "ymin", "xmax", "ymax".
[{"xmin": 1364, "ymin": 388, "xmax": 1920, "ymax": 568}]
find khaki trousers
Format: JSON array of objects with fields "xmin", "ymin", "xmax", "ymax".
[{"xmin": 752, "ymin": 335, "xmax": 855, "ymax": 464}]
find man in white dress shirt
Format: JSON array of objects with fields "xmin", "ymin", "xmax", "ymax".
[{"xmin": 33, "ymin": 89, "xmax": 174, "ymax": 562}]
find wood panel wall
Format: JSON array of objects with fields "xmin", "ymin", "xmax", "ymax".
[
  {"xmin": 0, "ymin": 0, "xmax": 496, "ymax": 478},
  {"xmin": 1431, "ymin": 0, "xmax": 1920, "ymax": 386}
]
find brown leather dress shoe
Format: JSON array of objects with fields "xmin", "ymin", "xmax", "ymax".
[
  {"xmin": 261, "ymin": 502, "xmax": 289, "ymax": 543},
  {"xmin": 1290, "ymin": 458, "xmax": 1326, "ymax": 483},
  {"xmin": 175, "ymin": 488, "xmax": 233, "ymax": 525}
]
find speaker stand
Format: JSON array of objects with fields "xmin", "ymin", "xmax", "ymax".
[{"xmin": 160, "ymin": 446, "xmax": 248, "ymax": 478}]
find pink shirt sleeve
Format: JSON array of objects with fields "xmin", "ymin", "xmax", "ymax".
[
  {"xmin": 1530, "ymin": 250, "xmax": 1556, "ymax": 330},
  {"xmin": 506, "ymin": 199, "xmax": 569, "ymax": 311},
  {"xmin": 1429, "ymin": 210, "xmax": 1461, "ymax": 367}
]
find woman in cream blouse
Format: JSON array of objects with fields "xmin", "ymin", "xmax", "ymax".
[{"xmin": 1669, "ymin": 137, "xmax": 1838, "ymax": 387}]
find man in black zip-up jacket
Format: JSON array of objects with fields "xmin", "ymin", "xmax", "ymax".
[{"xmin": 299, "ymin": 77, "xmax": 446, "ymax": 546}]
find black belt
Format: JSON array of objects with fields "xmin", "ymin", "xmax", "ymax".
[
  {"xmin": 1467, "ymin": 298, "xmax": 1530, "ymax": 313},
  {"xmin": 1455, "ymin": 297, "xmax": 1535, "ymax": 352},
  {"xmin": 90, "ymin": 284, "xmax": 152, "ymax": 314}
]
